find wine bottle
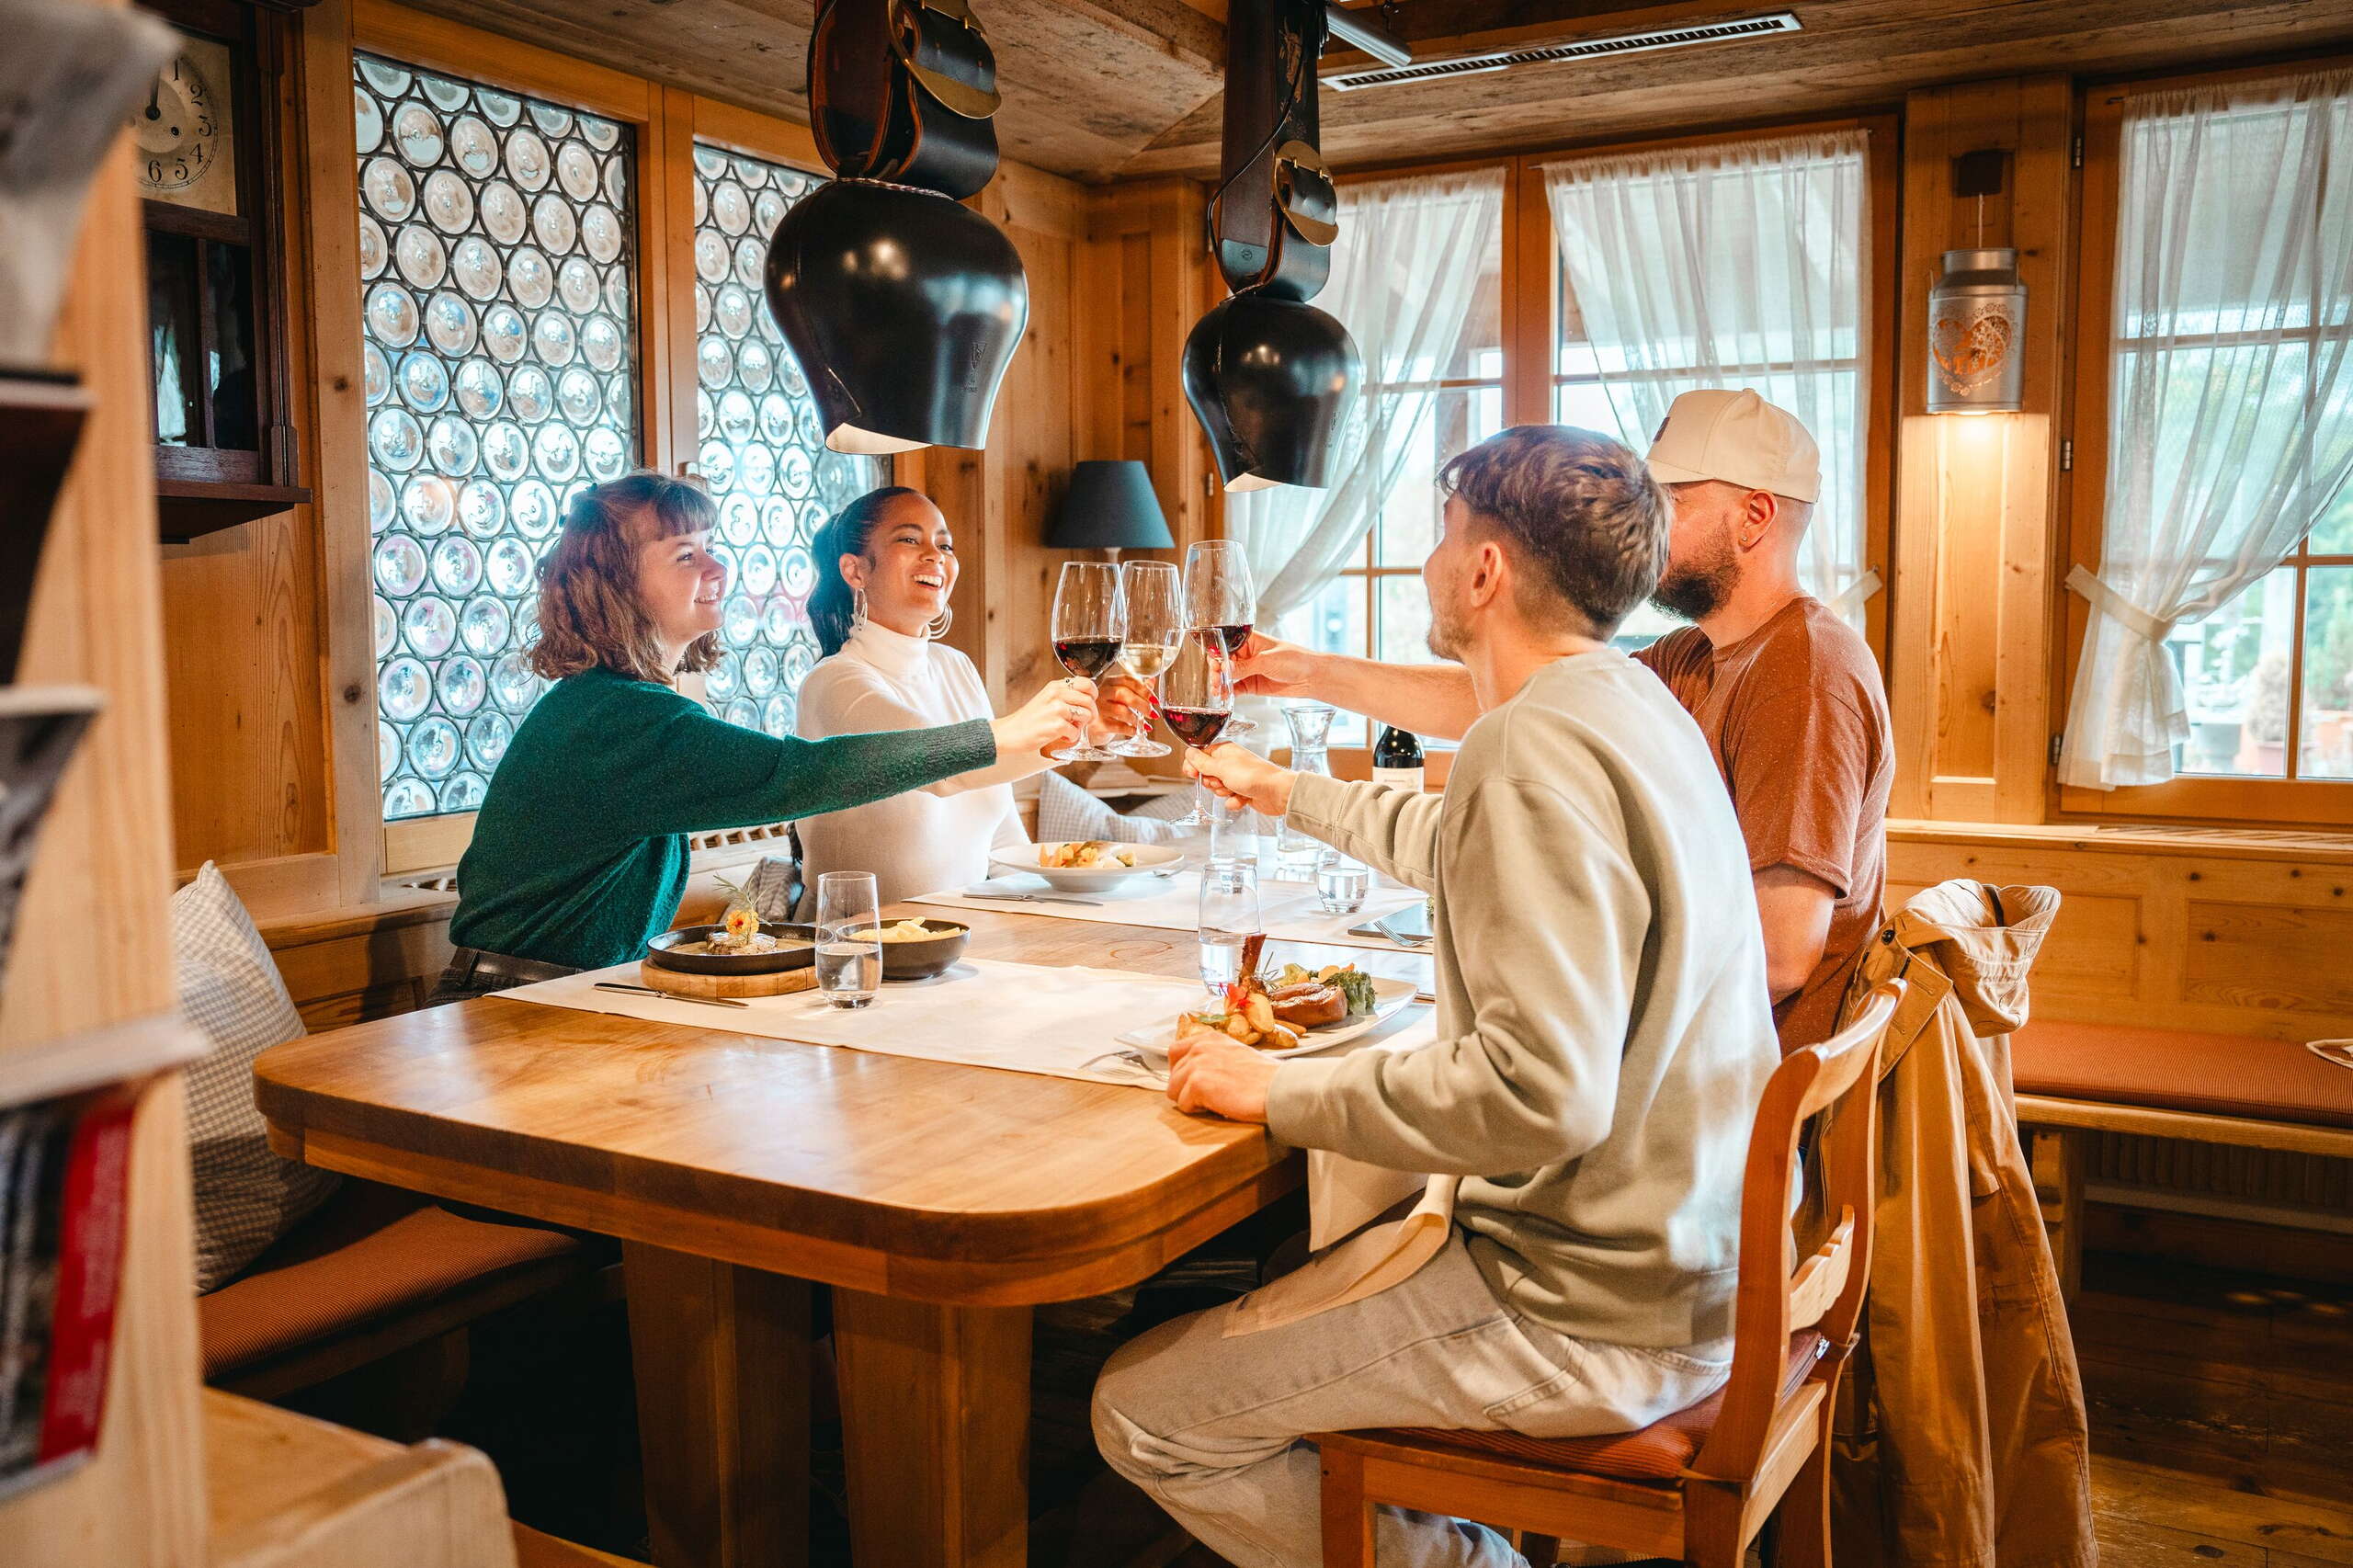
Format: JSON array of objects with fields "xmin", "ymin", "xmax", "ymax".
[{"xmin": 1371, "ymin": 725, "xmax": 1425, "ymax": 791}]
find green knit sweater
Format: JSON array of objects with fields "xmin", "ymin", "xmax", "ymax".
[{"xmin": 449, "ymin": 666, "xmax": 997, "ymax": 970}]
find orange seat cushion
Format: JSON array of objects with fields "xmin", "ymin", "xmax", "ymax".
[
  {"xmin": 199, "ymin": 1180, "xmax": 585, "ymax": 1378},
  {"xmin": 2011, "ymin": 1020, "xmax": 2353, "ymax": 1131},
  {"xmin": 1362, "ymin": 1330, "xmax": 1825, "ymax": 1484}
]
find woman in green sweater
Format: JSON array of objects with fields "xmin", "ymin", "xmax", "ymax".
[{"xmin": 437, "ymin": 472, "xmax": 1094, "ymax": 997}]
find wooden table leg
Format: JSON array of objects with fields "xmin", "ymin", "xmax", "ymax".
[
  {"xmin": 622, "ymin": 1242, "xmax": 812, "ymax": 1568},
  {"xmin": 832, "ymin": 1290, "xmax": 1031, "ymax": 1568}
]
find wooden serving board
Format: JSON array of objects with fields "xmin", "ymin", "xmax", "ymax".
[{"xmin": 636, "ymin": 960, "xmax": 819, "ymax": 1000}]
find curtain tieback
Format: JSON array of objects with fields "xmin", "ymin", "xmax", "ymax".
[
  {"xmin": 2065, "ymin": 565, "xmax": 2175, "ymax": 643},
  {"xmin": 1825, "ymin": 568, "xmax": 1883, "ymax": 620}
]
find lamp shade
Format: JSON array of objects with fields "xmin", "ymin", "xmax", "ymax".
[
  {"xmin": 764, "ymin": 178, "xmax": 1029, "ymax": 453},
  {"xmin": 1181, "ymin": 292, "xmax": 1361, "ymax": 491},
  {"xmin": 1049, "ymin": 460, "xmax": 1175, "ymax": 551},
  {"xmin": 1927, "ymin": 247, "xmax": 2027, "ymax": 414}
]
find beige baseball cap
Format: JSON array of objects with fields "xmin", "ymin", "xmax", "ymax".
[{"xmin": 1645, "ymin": 389, "xmax": 1821, "ymax": 504}]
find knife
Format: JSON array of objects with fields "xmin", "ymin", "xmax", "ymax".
[
  {"xmin": 960, "ymin": 890, "xmax": 1106, "ymax": 907},
  {"xmin": 594, "ymin": 982, "xmax": 750, "ymax": 1009}
]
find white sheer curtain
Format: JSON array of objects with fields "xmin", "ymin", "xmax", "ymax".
[
  {"xmin": 1542, "ymin": 131, "xmax": 1874, "ymax": 616},
  {"xmin": 1225, "ymin": 166, "xmax": 1506, "ymax": 623},
  {"xmin": 2060, "ymin": 70, "xmax": 2353, "ymax": 790}
]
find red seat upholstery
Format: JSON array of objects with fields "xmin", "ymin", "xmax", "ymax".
[
  {"xmin": 1365, "ymin": 1329, "xmax": 1826, "ymax": 1484},
  {"xmin": 199, "ymin": 1179, "xmax": 587, "ymax": 1380},
  {"xmin": 2010, "ymin": 1019, "xmax": 2353, "ymax": 1131}
]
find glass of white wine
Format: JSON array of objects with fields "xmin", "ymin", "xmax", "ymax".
[{"xmin": 1111, "ymin": 560, "xmax": 1181, "ymax": 758}]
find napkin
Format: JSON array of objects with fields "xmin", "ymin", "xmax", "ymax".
[{"xmin": 1223, "ymin": 1175, "xmax": 1460, "ymax": 1337}]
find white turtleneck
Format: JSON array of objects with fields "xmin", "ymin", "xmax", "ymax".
[{"xmin": 791, "ymin": 620, "xmax": 1047, "ymax": 906}]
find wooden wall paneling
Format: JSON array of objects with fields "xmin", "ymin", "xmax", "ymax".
[
  {"xmin": 1501, "ymin": 158, "xmax": 1554, "ymax": 429},
  {"xmin": 1886, "ymin": 825, "xmax": 2353, "ymax": 1043},
  {"xmin": 1885, "ymin": 76, "xmax": 2073, "ymax": 824},
  {"xmin": 642, "ymin": 86, "xmax": 700, "ymax": 481},
  {"xmin": 294, "ymin": 0, "xmax": 384, "ymax": 911}
]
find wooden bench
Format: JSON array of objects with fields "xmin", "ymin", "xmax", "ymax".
[
  {"xmin": 200, "ymin": 1178, "xmax": 607, "ymax": 1422},
  {"xmin": 2010, "ymin": 1019, "xmax": 2353, "ymax": 1301}
]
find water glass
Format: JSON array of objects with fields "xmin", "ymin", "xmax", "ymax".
[
  {"xmin": 814, "ymin": 871, "xmax": 881, "ymax": 1008},
  {"xmin": 1197, "ymin": 861, "xmax": 1261, "ymax": 1000},
  {"xmin": 1315, "ymin": 858, "xmax": 1371, "ymax": 915}
]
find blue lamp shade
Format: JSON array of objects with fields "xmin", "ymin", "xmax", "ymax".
[{"xmin": 1049, "ymin": 460, "xmax": 1176, "ymax": 551}]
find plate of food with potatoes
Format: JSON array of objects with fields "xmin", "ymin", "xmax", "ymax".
[
  {"xmin": 992, "ymin": 839, "xmax": 1188, "ymax": 891},
  {"xmin": 1115, "ymin": 960, "xmax": 1417, "ymax": 1068}
]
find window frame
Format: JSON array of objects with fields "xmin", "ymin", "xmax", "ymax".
[
  {"xmin": 313, "ymin": 2, "xmax": 837, "ymax": 879},
  {"xmin": 2054, "ymin": 56, "xmax": 2353, "ymax": 828},
  {"xmin": 1306, "ymin": 119, "xmax": 1897, "ymax": 770}
]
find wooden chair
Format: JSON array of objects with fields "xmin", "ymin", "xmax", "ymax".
[{"xmin": 1313, "ymin": 980, "xmax": 1905, "ymax": 1568}]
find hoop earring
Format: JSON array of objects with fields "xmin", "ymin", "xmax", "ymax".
[
  {"xmin": 850, "ymin": 586, "xmax": 869, "ymax": 633},
  {"xmin": 923, "ymin": 605, "xmax": 954, "ymax": 641}
]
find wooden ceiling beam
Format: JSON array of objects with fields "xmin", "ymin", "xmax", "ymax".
[{"xmin": 1130, "ymin": 0, "xmax": 2353, "ymax": 176}]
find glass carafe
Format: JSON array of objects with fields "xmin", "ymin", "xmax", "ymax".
[{"xmin": 1277, "ymin": 703, "xmax": 1336, "ymax": 872}]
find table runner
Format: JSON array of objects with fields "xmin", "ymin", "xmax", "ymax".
[
  {"xmin": 502, "ymin": 956, "xmax": 1444, "ymax": 1255},
  {"xmin": 910, "ymin": 868, "xmax": 1425, "ymax": 952}
]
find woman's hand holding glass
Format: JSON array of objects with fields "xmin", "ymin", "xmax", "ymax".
[{"xmin": 993, "ymin": 676, "xmax": 1098, "ymax": 761}]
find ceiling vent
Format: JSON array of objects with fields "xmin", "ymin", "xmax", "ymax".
[{"xmin": 1326, "ymin": 12, "xmax": 1802, "ymax": 91}]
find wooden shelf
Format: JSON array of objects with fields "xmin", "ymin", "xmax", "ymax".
[
  {"xmin": 205, "ymin": 1390, "xmax": 518, "ymax": 1568},
  {"xmin": 156, "ymin": 480, "xmax": 313, "ymax": 541},
  {"xmin": 0, "ymin": 1013, "xmax": 207, "ymax": 1113},
  {"xmin": 0, "ymin": 371, "xmax": 90, "ymax": 686}
]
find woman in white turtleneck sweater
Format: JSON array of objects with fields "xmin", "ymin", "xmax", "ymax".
[{"xmin": 793, "ymin": 487, "xmax": 1075, "ymax": 906}]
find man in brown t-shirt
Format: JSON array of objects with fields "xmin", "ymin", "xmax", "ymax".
[{"xmin": 1235, "ymin": 389, "xmax": 1891, "ymax": 1051}]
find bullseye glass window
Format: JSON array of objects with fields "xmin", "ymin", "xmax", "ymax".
[
  {"xmin": 691, "ymin": 142, "xmax": 881, "ymax": 739},
  {"xmin": 356, "ymin": 53, "xmax": 638, "ymax": 821}
]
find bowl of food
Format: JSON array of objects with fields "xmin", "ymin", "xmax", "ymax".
[
  {"xmin": 855, "ymin": 916, "xmax": 970, "ymax": 981},
  {"xmin": 992, "ymin": 839, "xmax": 1186, "ymax": 892},
  {"xmin": 646, "ymin": 920, "xmax": 818, "ymax": 975}
]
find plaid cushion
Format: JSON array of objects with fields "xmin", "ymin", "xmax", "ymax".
[
  {"xmin": 1035, "ymin": 772, "xmax": 1204, "ymax": 847},
  {"xmin": 176, "ymin": 863, "xmax": 339, "ymax": 1292}
]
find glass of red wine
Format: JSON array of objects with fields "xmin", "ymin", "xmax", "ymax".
[
  {"xmin": 1159, "ymin": 627, "xmax": 1233, "ymax": 827},
  {"xmin": 1050, "ymin": 560, "xmax": 1126, "ymax": 763},
  {"xmin": 1183, "ymin": 540, "xmax": 1257, "ymax": 737}
]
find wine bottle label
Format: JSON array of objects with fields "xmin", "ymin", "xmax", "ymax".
[{"xmin": 1370, "ymin": 766, "xmax": 1425, "ymax": 792}]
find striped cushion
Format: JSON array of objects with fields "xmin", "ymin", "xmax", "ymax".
[
  {"xmin": 1366, "ymin": 1330, "xmax": 1826, "ymax": 1483},
  {"xmin": 199, "ymin": 1181, "xmax": 584, "ymax": 1377},
  {"xmin": 176, "ymin": 862, "xmax": 341, "ymax": 1292},
  {"xmin": 1035, "ymin": 772, "xmax": 1203, "ymax": 846}
]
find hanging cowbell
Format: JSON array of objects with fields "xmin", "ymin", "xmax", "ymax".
[
  {"xmin": 1183, "ymin": 292, "xmax": 1359, "ymax": 492},
  {"xmin": 765, "ymin": 0, "xmax": 1029, "ymax": 454},
  {"xmin": 1185, "ymin": 0, "xmax": 1361, "ymax": 490}
]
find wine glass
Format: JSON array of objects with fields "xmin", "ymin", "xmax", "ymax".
[
  {"xmin": 1160, "ymin": 628, "xmax": 1234, "ymax": 828},
  {"xmin": 1183, "ymin": 540, "xmax": 1257, "ymax": 736},
  {"xmin": 1111, "ymin": 561, "xmax": 1182, "ymax": 758},
  {"xmin": 1049, "ymin": 560, "xmax": 1125, "ymax": 763},
  {"xmin": 814, "ymin": 871, "xmax": 881, "ymax": 1008}
]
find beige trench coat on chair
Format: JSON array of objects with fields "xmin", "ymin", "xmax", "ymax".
[{"xmin": 1830, "ymin": 880, "xmax": 2097, "ymax": 1568}]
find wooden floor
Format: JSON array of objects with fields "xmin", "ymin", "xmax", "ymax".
[{"xmin": 279, "ymin": 1236, "xmax": 2353, "ymax": 1566}]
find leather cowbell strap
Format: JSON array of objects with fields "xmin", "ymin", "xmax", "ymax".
[
  {"xmin": 1209, "ymin": 0, "xmax": 1340, "ymax": 301},
  {"xmin": 808, "ymin": 0, "xmax": 1001, "ymax": 200}
]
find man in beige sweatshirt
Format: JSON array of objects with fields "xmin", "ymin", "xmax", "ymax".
[{"xmin": 1091, "ymin": 426, "xmax": 1779, "ymax": 1568}]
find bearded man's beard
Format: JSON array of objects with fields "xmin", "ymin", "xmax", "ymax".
[{"xmin": 1654, "ymin": 546, "xmax": 1736, "ymax": 621}]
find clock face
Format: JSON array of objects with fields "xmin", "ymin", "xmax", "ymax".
[{"xmin": 131, "ymin": 36, "xmax": 239, "ymax": 217}]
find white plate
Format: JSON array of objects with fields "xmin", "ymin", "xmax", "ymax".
[
  {"xmin": 993, "ymin": 841, "xmax": 1187, "ymax": 892},
  {"xmin": 1115, "ymin": 975, "xmax": 1419, "ymax": 1067}
]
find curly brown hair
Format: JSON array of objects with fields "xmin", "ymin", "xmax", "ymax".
[{"xmin": 528, "ymin": 472, "xmax": 722, "ymax": 685}]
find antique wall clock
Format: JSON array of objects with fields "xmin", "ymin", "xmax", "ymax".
[{"xmin": 132, "ymin": 0, "xmax": 317, "ymax": 539}]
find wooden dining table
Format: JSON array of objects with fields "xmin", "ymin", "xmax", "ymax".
[{"xmin": 252, "ymin": 902, "xmax": 1432, "ymax": 1568}]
